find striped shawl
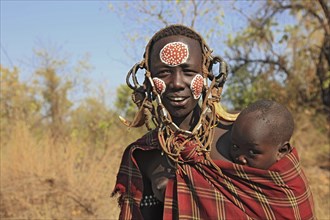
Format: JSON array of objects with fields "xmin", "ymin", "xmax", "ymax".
[{"xmin": 112, "ymin": 131, "xmax": 315, "ymax": 220}]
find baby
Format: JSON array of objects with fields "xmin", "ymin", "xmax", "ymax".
[{"xmin": 230, "ymin": 100, "xmax": 294, "ymax": 169}]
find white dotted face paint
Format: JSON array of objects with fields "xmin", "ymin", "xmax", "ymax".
[
  {"xmin": 159, "ymin": 42, "xmax": 189, "ymax": 66},
  {"xmin": 152, "ymin": 77, "xmax": 166, "ymax": 95},
  {"xmin": 190, "ymin": 74, "xmax": 204, "ymax": 99}
]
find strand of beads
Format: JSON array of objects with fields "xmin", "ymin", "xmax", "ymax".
[{"xmin": 140, "ymin": 194, "xmax": 161, "ymax": 207}]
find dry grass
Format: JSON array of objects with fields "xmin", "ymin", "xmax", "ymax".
[
  {"xmin": 291, "ymin": 112, "xmax": 330, "ymax": 219},
  {"xmin": 1, "ymin": 112, "xmax": 329, "ymax": 219},
  {"xmin": 0, "ymin": 121, "xmax": 138, "ymax": 219}
]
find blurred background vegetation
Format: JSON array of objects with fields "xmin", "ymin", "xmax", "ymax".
[{"xmin": 1, "ymin": 0, "xmax": 329, "ymax": 219}]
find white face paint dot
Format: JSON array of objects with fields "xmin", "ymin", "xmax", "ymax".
[{"xmin": 159, "ymin": 42, "xmax": 189, "ymax": 66}]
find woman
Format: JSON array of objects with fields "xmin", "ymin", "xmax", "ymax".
[{"xmin": 112, "ymin": 25, "xmax": 315, "ymax": 220}]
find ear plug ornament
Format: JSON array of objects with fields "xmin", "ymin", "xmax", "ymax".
[
  {"xmin": 160, "ymin": 42, "xmax": 189, "ymax": 66},
  {"xmin": 190, "ymin": 74, "xmax": 203, "ymax": 99},
  {"xmin": 153, "ymin": 77, "xmax": 166, "ymax": 95}
]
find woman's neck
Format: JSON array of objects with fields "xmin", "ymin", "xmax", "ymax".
[{"xmin": 172, "ymin": 106, "xmax": 201, "ymax": 131}]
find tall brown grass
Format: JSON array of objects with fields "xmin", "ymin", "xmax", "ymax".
[
  {"xmin": 0, "ymin": 120, "xmax": 143, "ymax": 219},
  {"xmin": 1, "ymin": 112, "xmax": 329, "ymax": 219}
]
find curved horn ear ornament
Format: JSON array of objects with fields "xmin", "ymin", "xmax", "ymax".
[
  {"xmin": 208, "ymin": 56, "xmax": 228, "ymax": 87},
  {"xmin": 126, "ymin": 62, "xmax": 145, "ymax": 90},
  {"xmin": 214, "ymin": 102, "xmax": 239, "ymax": 122},
  {"xmin": 208, "ymin": 56, "xmax": 239, "ymax": 122},
  {"xmin": 119, "ymin": 61, "xmax": 153, "ymax": 129}
]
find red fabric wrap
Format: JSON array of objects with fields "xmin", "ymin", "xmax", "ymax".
[{"xmin": 112, "ymin": 131, "xmax": 315, "ymax": 220}]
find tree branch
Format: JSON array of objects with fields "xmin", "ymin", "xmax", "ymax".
[
  {"xmin": 190, "ymin": 0, "xmax": 198, "ymax": 28},
  {"xmin": 230, "ymin": 57, "xmax": 290, "ymax": 76},
  {"xmin": 275, "ymin": 1, "xmax": 329, "ymax": 35}
]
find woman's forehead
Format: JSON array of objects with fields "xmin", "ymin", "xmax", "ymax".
[
  {"xmin": 151, "ymin": 35, "xmax": 201, "ymax": 55},
  {"xmin": 150, "ymin": 35, "xmax": 202, "ymax": 66}
]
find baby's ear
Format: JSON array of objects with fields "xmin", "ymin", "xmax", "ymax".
[{"xmin": 277, "ymin": 142, "xmax": 292, "ymax": 161}]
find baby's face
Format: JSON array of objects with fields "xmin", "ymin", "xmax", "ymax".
[{"xmin": 230, "ymin": 111, "xmax": 280, "ymax": 170}]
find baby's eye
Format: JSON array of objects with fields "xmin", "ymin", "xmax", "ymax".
[
  {"xmin": 232, "ymin": 144, "xmax": 239, "ymax": 151},
  {"xmin": 248, "ymin": 149, "xmax": 260, "ymax": 157}
]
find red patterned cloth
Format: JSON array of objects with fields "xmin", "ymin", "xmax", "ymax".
[{"xmin": 112, "ymin": 130, "xmax": 315, "ymax": 220}]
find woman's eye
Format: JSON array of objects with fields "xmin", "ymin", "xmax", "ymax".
[
  {"xmin": 232, "ymin": 144, "xmax": 239, "ymax": 151},
  {"xmin": 157, "ymin": 70, "xmax": 171, "ymax": 77},
  {"xmin": 183, "ymin": 70, "xmax": 197, "ymax": 76}
]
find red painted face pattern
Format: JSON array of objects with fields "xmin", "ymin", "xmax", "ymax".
[
  {"xmin": 160, "ymin": 42, "xmax": 189, "ymax": 66},
  {"xmin": 153, "ymin": 75, "xmax": 203, "ymax": 99},
  {"xmin": 152, "ymin": 77, "xmax": 166, "ymax": 95},
  {"xmin": 156, "ymin": 41, "xmax": 203, "ymax": 99},
  {"xmin": 190, "ymin": 74, "xmax": 203, "ymax": 99}
]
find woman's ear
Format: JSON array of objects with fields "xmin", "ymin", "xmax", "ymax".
[{"xmin": 277, "ymin": 142, "xmax": 293, "ymax": 161}]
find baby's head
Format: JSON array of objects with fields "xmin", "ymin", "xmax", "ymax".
[{"xmin": 230, "ymin": 100, "xmax": 294, "ymax": 169}]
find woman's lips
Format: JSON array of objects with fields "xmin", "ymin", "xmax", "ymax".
[{"xmin": 166, "ymin": 96, "xmax": 189, "ymax": 107}]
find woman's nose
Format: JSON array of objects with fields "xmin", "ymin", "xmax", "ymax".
[
  {"xmin": 170, "ymin": 71, "xmax": 185, "ymax": 89},
  {"xmin": 236, "ymin": 155, "xmax": 247, "ymax": 165}
]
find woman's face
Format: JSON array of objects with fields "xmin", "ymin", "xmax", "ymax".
[{"xmin": 149, "ymin": 35, "xmax": 203, "ymax": 120}]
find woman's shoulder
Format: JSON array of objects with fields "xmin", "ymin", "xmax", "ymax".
[
  {"xmin": 210, "ymin": 121, "xmax": 233, "ymax": 161},
  {"xmin": 214, "ymin": 118, "xmax": 234, "ymax": 137},
  {"xmin": 126, "ymin": 129, "xmax": 160, "ymax": 151}
]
